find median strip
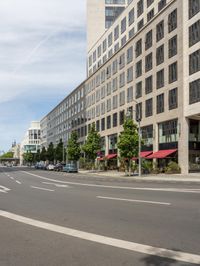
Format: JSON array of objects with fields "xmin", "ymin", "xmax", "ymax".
[{"xmin": 0, "ymin": 210, "xmax": 199, "ymax": 264}]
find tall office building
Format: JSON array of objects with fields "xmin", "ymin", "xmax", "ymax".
[{"xmin": 87, "ymin": 0, "xmax": 130, "ymax": 53}]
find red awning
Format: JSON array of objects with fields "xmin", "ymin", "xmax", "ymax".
[
  {"xmin": 131, "ymin": 151, "xmax": 153, "ymax": 160},
  {"xmin": 106, "ymin": 153, "xmax": 117, "ymax": 160},
  {"xmin": 146, "ymin": 149, "xmax": 177, "ymax": 159}
]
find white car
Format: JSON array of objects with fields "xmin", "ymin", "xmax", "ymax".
[{"xmin": 47, "ymin": 164, "xmax": 55, "ymax": 171}]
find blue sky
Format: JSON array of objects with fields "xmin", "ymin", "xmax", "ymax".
[{"xmin": 0, "ymin": 0, "xmax": 86, "ymax": 152}]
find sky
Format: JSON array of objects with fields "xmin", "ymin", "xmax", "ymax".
[{"xmin": 0, "ymin": 0, "xmax": 86, "ymax": 152}]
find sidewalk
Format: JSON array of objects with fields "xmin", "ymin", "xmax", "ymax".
[{"xmin": 78, "ymin": 169, "xmax": 200, "ymax": 183}]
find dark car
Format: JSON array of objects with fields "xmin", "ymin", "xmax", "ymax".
[
  {"xmin": 63, "ymin": 164, "xmax": 78, "ymax": 173},
  {"xmin": 54, "ymin": 163, "xmax": 65, "ymax": 171}
]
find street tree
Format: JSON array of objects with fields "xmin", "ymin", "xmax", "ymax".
[
  {"xmin": 34, "ymin": 149, "xmax": 40, "ymax": 162},
  {"xmin": 67, "ymin": 131, "xmax": 81, "ymax": 163},
  {"xmin": 46, "ymin": 142, "xmax": 54, "ymax": 162},
  {"xmin": 0, "ymin": 151, "xmax": 14, "ymax": 159},
  {"xmin": 117, "ymin": 118, "xmax": 139, "ymax": 176},
  {"xmin": 23, "ymin": 152, "xmax": 34, "ymax": 165},
  {"xmin": 40, "ymin": 147, "xmax": 47, "ymax": 162},
  {"xmin": 82, "ymin": 123, "xmax": 101, "ymax": 168},
  {"xmin": 55, "ymin": 139, "xmax": 63, "ymax": 162}
]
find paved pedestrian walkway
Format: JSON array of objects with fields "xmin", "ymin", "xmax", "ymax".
[{"xmin": 79, "ymin": 169, "xmax": 200, "ymax": 183}]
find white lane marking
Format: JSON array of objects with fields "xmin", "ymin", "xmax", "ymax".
[
  {"xmin": 42, "ymin": 182, "xmax": 69, "ymax": 188},
  {"xmin": 31, "ymin": 186, "xmax": 54, "ymax": 192},
  {"xmin": 16, "ymin": 180, "xmax": 21, "ymax": 184},
  {"xmin": 97, "ymin": 196, "xmax": 171, "ymax": 206},
  {"xmin": 22, "ymin": 171, "xmax": 200, "ymax": 193},
  {"xmin": 0, "ymin": 211, "xmax": 200, "ymax": 264},
  {"xmin": 0, "ymin": 186, "xmax": 10, "ymax": 193},
  {"xmin": 10, "ymin": 177, "xmax": 14, "ymax": 180}
]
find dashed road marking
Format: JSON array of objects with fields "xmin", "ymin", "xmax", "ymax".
[
  {"xmin": 42, "ymin": 182, "xmax": 69, "ymax": 188},
  {"xmin": 0, "ymin": 186, "xmax": 10, "ymax": 193},
  {"xmin": 16, "ymin": 180, "xmax": 21, "ymax": 184},
  {"xmin": 0, "ymin": 210, "xmax": 200, "ymax": 264},
  {"xmin": 31, "ymin": 186, "xmax": 54, "ymax": 192}
]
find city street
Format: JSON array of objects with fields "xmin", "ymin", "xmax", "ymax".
[{"xmin": 0, "ymin": 167, "xmax": 200, "ymax": 266}]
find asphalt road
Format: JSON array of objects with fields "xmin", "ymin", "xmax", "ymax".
[{"xmin": 0, "ymin": 167, "xmax": 200, "ymax": 266}]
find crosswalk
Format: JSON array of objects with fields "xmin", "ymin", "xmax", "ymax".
[{"xmin": 0, "ymin": 186, "xmax": 10, "ymax": 193}]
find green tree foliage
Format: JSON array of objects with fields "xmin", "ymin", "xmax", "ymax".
[
  {"xmin": 40, "ymin": 147, "xmax": 47, "ymax": 161},
  {"xmin": 82, "ymin": 123, "xmax": 101, "ymax": 163},
  {"xmin": 34, "ymin": 149, "xmax": 41, "ymax": 162},
  {"xmin": 23, "ymin": 152, "xmax": 34, "ymax": 164},
  {"xmin": 67, "ymin": 131, "xmax": 81, "ymax": 162},
  {"xmin": 55, "ymin": 139, "xmax": 63, "ymax": 162},
  {"xmin": 117, "ymin": 118, "xmax": 139, "ymax": 175},
  {"xmin": 0, "ymin": 151, "xmax": 14, "ymax": 159},
  {"xmin": 46, "ymin": 142, "xmax": 54, "ymax": 162}
]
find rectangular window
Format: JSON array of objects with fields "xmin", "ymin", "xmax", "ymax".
[
  {"xmin": 127, "ymin": 66, "xmax": 133, "ymax": 83},
  {"xmin": 168, "ymin": 35, "xmax": 177, "ymax": 58},
  {"xmin": 129, "ymin": 8, "xmax": 134, "ymax": 25},
  {"xmin": 168, "ymin": 9, "xmax": 177, "ymax": 33},
  {"xmin": 107, "ymin": 116, "xmax": 111, "ymax": 129},
  {"xmin": 145, "ymin": 98, "xmax": 153, "ymax": 117},
  {"xmin": 189, "ymin": 49, "xmax": 200, "ymax": 75},
  {"xmin": 120, "ymin": 91, "xmax": 125, "ymax": 106},
  {"xmin": 159, "ymin": 119, "xmax": 178, "ymax": 144},
  {"xmin": 156, "ymin": 44, "xmax": 164, "ymax": 65},
  {"xmin": 145, "ymin": 53, "xmax": 153, "ymax": 72},
  {"xmin": 108, "ymin": 32, "xmax": 113, "ymax": 47},
  {"xmin": 147, "ymin": 8, "xmax": 154, "ymax": 22},
  {"xmin": 112, "ymin": 77, "xmax": 118, "ymax": 92},
  {"xmin": 169, "ymin": 88, "xmax": 178, "ymax": 109},
  {"xmin": 113, "ymin": 95, "xmax": 118, "ymax": 109},
  {"xmin": 120, "ymin": 110, "xmax": 125, "ymax": 125},
  {"xmin": 189, "ymin": 0, "xmax": 200, "ymax": 19},
  {"xmin": 145, "ymin": 30, "xmax": 152, "ymax": 50},
  {"xmin": 137, "ymin": 0, "xmax": 144, "ymax": 17},
  {"xmin": 189, "ymin": 78, "xmax": 200, "ymax": 104},
  {"xmin": 129, "ymin": 27, "xmax": 135, "ymax": 39},
  {"xmin": 114, "ymin": 25, "xmax": 119, "ymax": 41},
  {"xmin": 157, "ymin": 93, "xmax": 164, "ymax": 113},
  {"xmin": 97, "ymin": 45, "xmax": 101, "ymax": 58},
  {"xmin": 189, "ymin": 20, "xmax": 200, "ymax": 47},
  {"xmin": 135, "ymin": 39, "xmax": 142, "ymax": 57},
  {"xmin": 103, "ymin": 39, "xmax": 107, "ymax": 52},
  {"xmin": 145, "ymin": 75, "xmax": 153, "ymax": 94},
  {"xmin": 138, "ymin": 19, "xmax": 144, "ymax": 31},
  {"xmin": 136, "ymin": 81, "xmax": 142, "ymax": 98},
  {"xmin": 119, "ymin": 53, "xmax": 125, "ymax": 69},
  {"xmin": 119, "ymin": 72, "xmax": 125, "ymax": 87},
  {"xmin": 113, "ymin": 113, "xmax": 118, "ymax": 127},
  {"xmin": 121, "ymin": 35, "xmax": 127, "ymax": 46},
  {"xmin": 136, "ymin": 60, "xmax": 142, "ymax": 77},
  {"xmin": 136, "ymin": 102, "xmax": 142, "ymax": 121},
  {"xmin": 169, "ymin": 62, "xmax": 178, "ymax": 83},
  {"xmin": 158, "ymin": 0, "xmax": 166, "ymax": 11},
  {"xmin": 106, "ymin": 65, "xmax": 111, "ymax": 79},
  {"xmin": 127, "ymin": 86, "xmax": 133, "ymax": 102},
  {"xmin": 121, "ymin": 17, "xmax": 126, "ymax": 34},
  {"xmin": 101, "ymin": 102, "xmax": 105, "ymax": 115},
  {"xmin": 101, "ymin": 118, "xmax": 105, "ymax": 131},
  {"xmin": 114, "ymin": 43, "xmax": 120, "ymax": 52},
  {"xmin": 106, "ymin": 82, "xmax": 111, "ymax": 96},
  {"xmin": 101, "ymin": 86, "xmax": 105, "ymax": 99},
  {"xmin": 112, "ymin": 59, "xmax": 118, "ymax": 74},
  {"xmin": 157, "ymin": 69, "xmax": 164, "ymax": 89},
  {"xmin": 156, "ymin": 20, "xmax": 164, "ymax": 42},
  {"xmin": 127, "ymin": 46, "xmax": 133, "ymax": 63},
  {"xmin": 147, "ymin": 0, "xmax": 154, "ymax": 7}
]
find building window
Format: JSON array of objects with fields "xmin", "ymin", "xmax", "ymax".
[
  {"xmin": 136, "ymin": 81, "xmax": 142, "ymax": 98},
  {"xmin": 157, "ymin": 69, "xmax": 164, "ymax": 89},
  {"xmin": 138, "ymin": 19, "xmax": 144, "ymax": 31},
  {"xmin": 127, "ymin": 86, "xmax": 133, "ymax": 102},
  {"xmin": 189, "ymin": 49, "xmax": 200, "ymax": 75},
  {"xmin": 168, "ymin": 35, "xmax": 177, "ymax": 58},
  {"xmin": 147, "ymin": 0, "xmax": 154, "ymax": 7},
  {"xmin": 93, "ymin": 50, "xmax": 96, "ymax": 63},
  {"xmin": 114, "ymin": 25, "xmax": 119, "ymax": 41},
  {"xmin": 127, "ymin": 46, "xmax": 133, "ymax": 63},
  {"xmin": 101, "ymin": 86, "xmax": 105, "ymax": 99},
  {"xmin": 156, "ymin": 44, "xmax": 164, "ymax": 65},
  {"xmin": 107, "ymin": 115, "xmax": 111, "ymax": 129},
  {"xmin": 137, "ymin": 0, "xmax": 144, "ymax": 17},
  {"xmin": 127, "ymin": 66, "xmax": 133, "ymax": 83},
  {"xmin": 129, "ymin": 28, "xmax": 135, "ymax": 39},
  {"xmin": 158, "ymin": 0, "xmax": 166, "ymax": 11},
  {"xmin": 108, "ymin": 49, "xmax": 113, "ymax": 58},
  {"xmin": 113, "ymin": 95, "xmax": 118, "ymax": 109},
  {"xmin": 157, "ymin": 93, "xmax": 164, "ymax": 113},
  {"xmin": 106, "ymin": 82, "xmax": 111, "ymax": 96},
  {"xmin": 121, "ymin": 35, "xmax": 127, "ymax": 46},
  {"xmin": 101, "ymin": 118, "xmax": 105, "ymax": 131},
  {"xmin": 112, "ymin": 59, "xmax": 118, "ymax": 74},
  {"xmin": 119, "ymin": 72, "xmax": 125, "ymax": 87},
  {"xmin": 136, "ymin": 60, "xmax": 142, "ymax": 77},
  {"xmin": 113, "ymin": 113, "xmax": 118, "ymax": 127},
  {"xmin": 147, "ymin": 8, "xmax": 154, "ymax": 22},
  {"xmin": 120, "ymin": 110, "xmax": 125, "ymax": 125},
  {"xmin": 119, "ymin": 53, "xmax": 125, "ymax": 69},
  {"xmin": 108, "ymin": 32, "xmax": 113, "ymax": 47},
  {"xmin": 120, "ymin": 91, "xmax": 125, "ymax": 106},
  {"xmin": 159, "ymin": 119, "xmax": 178, "ymax": 145},
  {"xmin": 103, "ymin": 39, "xmax": 107, "ymax": 52},
  {"xmin": 135, "ymin": 39, "xmax": 142, "ymax": 57},
  {"xmin": 101, "ymin": 102, "xmax": 105, "ymax": 115},
  {"xmin": 145, "ymin": 30, "xmax": 152, "ymax": 50},
  {"xmin": 156, "ymin": 20, "xmax": 164, "ymax": 42},
  {"xmin": 189, "ymin": 78, "xmax": 200, "ymax": 104},
  {"xmin": 114, "ymin": 43, "xmax": 120, "ymax": 52},
  {"xmin": 189, "ymin": 0, "xmax": 200, "ymax": 19},
  {"xmin": 145, "ymin": 75, "xmax": 153, "ymax": 94},
  {"xmin": 96, "ymin": 120, "xmax": 100, "ymax": 132},
  {"xmin": 168, "ymin": 9, "xmax": 177, "ymax": 33},
  {"xmin": 189, "ymin": 20, "xmax": 200, "ymax": 47},
  {"xmin": 141, "ymin": 124, "xmax": 153, "ymax": 148},
  {"xmin": 129, "ymin": 7, "xmax": 134, "ymax": 25},
  {"xmin": 136, "ymin": 102, "xmax": 142, "ymax": 121},
  {"xmin": 112, "ymin": 77, "xmax": 118, "ymax": 92},
  {"xmin": 145, "ymin": 98, "xmax": 153, "ymax": 117},
  {"xmin": 169, "ymin": 62, "xmax": 177, "ymax": 83},
  {"xmin": 145, "ymin": 53, "xmax": 153, "ymax": 72},
  {"xmin": 169, "ymin": 88, "xmax": 178, "ymax": 110},
  {"xmin": 121, "ymin": 17, "xmax": 126, "ymax": 34},
  {"xmin": 107, "ymin": 98, "xmax": 111, "ymax": 112},
  {"xmin": 97, "ymin": 45, "xmax": 101, "ymax": 58},
  {"xmin": 106, "ymin": 65, "xmax": 111, "ymax": 79}
]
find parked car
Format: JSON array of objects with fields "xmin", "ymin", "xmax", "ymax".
[
  {"xmin": 54, "ymin": 163, "xmax": 65, "ymax": 171},
  {"xmin": 46, "ymin": 164, "xmax": 55, "ymax": 171},
  {"xmin": 63, "ymin": 164, "xmax": 78, "ymax": 173}
]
